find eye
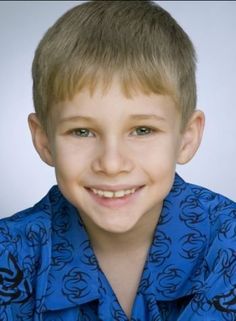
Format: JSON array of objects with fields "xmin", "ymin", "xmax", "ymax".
[
  {"xmin": 132, "ymin": 126, "xmax": 154, "ymax": 136},
  {"xmin": 69, "ymin": 126, "xmax": 156, "ymax": 138},
  {"xmin": 70, "ymin": 128, "xmax": 94, "ymax": 137}
]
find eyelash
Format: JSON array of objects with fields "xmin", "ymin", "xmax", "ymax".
[{"xmin": 69, "ymin": 126, "xmax": 156, "ymax": 138}]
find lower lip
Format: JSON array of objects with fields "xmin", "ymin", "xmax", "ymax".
[{"xmin": 85, "ymin": 186, "xmax": 144, "ymax": 209}]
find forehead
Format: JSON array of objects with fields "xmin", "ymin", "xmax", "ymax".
[{"xmin": 56, "ymin": 80, "xmax": 178, "ymax": 116}]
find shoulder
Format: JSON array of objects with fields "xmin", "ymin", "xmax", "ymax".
[
  {"xmin": 181, "ymin": 178, "xmax": 236, "ymax": 251},
  {"xmin": 186, "ymin": 180, "xmax": 236, "ymax": 314},
  {"xmin": 171, "ymin": 175, "xmax": 236, "ymax": 273},
  {"xmin": 171, "ymin": 176, "xmax": 236, "ymax": 316},
  {"xmin": 0, "ymin": 187, "xmax": 55, "ymax": 255},
  {"xmin": 173, "ymin": 174, "xmax": 235, "ymax": 223},
  {"xmin": 169, "ymin": 174, "xmax": 235, "ymax": 235},
  {"xmin": 185, "ymin": 179, "xmax": 236, "ymax": 234},
  {"xmin": 0, "ymin": 186, "xmax": 58, "ymax": 307},
  {"xmin": 186, "ymin": 179, "xmax": 235, "ymax": 211}
]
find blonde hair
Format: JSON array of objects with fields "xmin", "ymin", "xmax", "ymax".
[{"xmin": 32, "ymin": 1, "xmax": 197, "ymax": 130}]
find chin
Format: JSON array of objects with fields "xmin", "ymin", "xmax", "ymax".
[{"xmin": 96, "ymin": 218, "xmax": 138, "ymax": 235}]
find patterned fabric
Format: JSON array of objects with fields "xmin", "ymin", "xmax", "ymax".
[{"xmin": 0, "ymin": 173, "xmax": 236, "ymax": 321}]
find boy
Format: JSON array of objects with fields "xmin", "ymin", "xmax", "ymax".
[{"xmin": 0, "ymin": 1, "xmax": 235, "ymax": 320}]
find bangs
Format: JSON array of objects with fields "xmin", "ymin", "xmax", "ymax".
[{"xmin": 48, "ymin": 58, "xmax": 177, "ymax": 108}]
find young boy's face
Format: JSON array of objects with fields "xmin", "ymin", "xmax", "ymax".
[{"xmin": 30, "ymin": 79, "xmax": 203, "ymax": 235}]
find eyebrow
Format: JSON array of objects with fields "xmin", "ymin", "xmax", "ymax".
[{"xmin": 59, "ymin": 114, "xmax": 166, "ymax": 123}]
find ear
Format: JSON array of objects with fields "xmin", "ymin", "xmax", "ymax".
[
  {"xmin": 177, "ymin": 110, "xmax": 205, "ymax": 164},
  {"xmin": 28, "ymin": 113, "xmax": 54, "ymax": 167}
]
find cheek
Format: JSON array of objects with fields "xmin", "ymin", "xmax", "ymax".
[
  {"xmin": 52, "ymin": 140, "xmax": 93, "ymax": 180},
  {"xmin": 131, "ymin": 136, "xmax": 178, "ymax": 169},
  {"xmin": 133, "ymin": 138, "xmax": 179, "ymax": 194}
]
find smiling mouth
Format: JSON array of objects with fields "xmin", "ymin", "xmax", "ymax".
[
  {"xmin": 86, "ymin": 185, "xmax": 145, "ymax": 209},
  {"xmin": 89, "ymin": 187, "xmax": 138, "ymax": 198}
]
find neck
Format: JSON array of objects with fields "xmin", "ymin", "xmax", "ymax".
[{"xmin": 81, "ymin": 206, "xmax": 161, "ymax": 255}]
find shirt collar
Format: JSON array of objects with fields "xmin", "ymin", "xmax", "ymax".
[{"xmin": 37, "ymin": 173, "xmax": 209, "ymax": 312}]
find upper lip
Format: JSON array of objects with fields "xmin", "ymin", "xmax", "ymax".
[{"xmin": 85, "ymin": 185, "xmax": 144, "ymax": 192}]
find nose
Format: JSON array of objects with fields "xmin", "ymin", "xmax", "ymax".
[{"xmin": 91, "ymin": 138, "xmax": 134, "ymax": 176}]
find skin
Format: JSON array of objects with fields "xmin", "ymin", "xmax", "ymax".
[{"xmin": 28, "ymin": 79, "xmax": 205, "ymax": 317}]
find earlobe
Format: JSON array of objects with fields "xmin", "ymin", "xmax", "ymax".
[
  {"xmin": 28, "ymin": 113, "xmax": 54, "ymax": 167},
  {"xmin": 177, "ymin": 110, "xmax": 205, "ymax": 165}
]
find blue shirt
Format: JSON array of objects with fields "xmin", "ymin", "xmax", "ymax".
[{"xmin": 0, "ymin": 174, "xmax": 236, "ymax": 321}]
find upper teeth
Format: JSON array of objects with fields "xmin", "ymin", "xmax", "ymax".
[{"xmin": 91, "ymin": 188, "xmax": 136, "ymax": 198}]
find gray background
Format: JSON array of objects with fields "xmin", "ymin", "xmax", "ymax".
[{"xmin": 0, "ymin": 1, "xmax": 235, "ymax": 218}]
